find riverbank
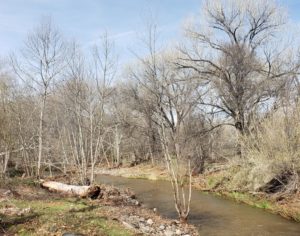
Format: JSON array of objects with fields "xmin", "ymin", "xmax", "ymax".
[
  {"xmin": 96, "ymin": 164, "xmax": 300, "ymax": 222},
  {"xmin": 0, "ymin": 177, "xmax": 198, "ymax": 236}
]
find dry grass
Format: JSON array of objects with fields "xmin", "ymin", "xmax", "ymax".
[{"xmin": 230, "ymin": 105, "xmax": 300, "ymax": 196}]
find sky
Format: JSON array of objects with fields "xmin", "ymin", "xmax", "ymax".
[
  {"xmin": 0, "ymin": 0, "xmax": 200, "ymax": 64},
  {"xmin": 1, "ymin": 0, "xmax": 300, "ymax": 64}
]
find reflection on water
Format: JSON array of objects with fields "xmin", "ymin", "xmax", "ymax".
[{"xmin": 96, "ymin": 175, "xmax": 300, "ymax": 236}]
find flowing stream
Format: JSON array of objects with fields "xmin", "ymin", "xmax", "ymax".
[{"xmin": 96, "ymin": 175, "xmax": 300, "ymax": 236}]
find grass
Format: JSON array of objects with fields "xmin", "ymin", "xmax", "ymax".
[
  {"xmin": 296, "ymin": 213, "xmax": 300, "ymax": 222},
  {"xmin": 225, "ymin": 192, "xmax": 272, "ymax": 210},
  {"xmin": 0, "ymin": 193, "xmax": 134, "ymax": 236},
  {"xmin": 127, "ymin": 174, "xmax": 148, "ymax": 180},
  {"xmin": 206, "ymin": 175, "xmax": 223, "ymax": 189}
]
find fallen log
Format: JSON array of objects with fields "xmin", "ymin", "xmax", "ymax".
[{"xmin": 41, "ymin": 181, "xmax": 100, "ymax": 199}]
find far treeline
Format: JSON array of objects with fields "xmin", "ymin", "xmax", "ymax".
[{"xmin": 1, "ymin": 0, "xmax": 300, "ymax": 222}]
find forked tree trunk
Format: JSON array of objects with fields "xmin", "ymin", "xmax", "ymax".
[{"xmin": 159, "ymin": 124, "xmax": 192, "ymax": 223}]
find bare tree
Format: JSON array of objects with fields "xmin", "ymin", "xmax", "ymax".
[
  {"xmin": 180, "ymin": 0, "xmax": 300, "ymax": 157},
  {"xmin": 11, "ymin": 18, "xmax": 68, "ymax": 177},
  {"xmin": 0, "ymin": 61, "xmax": 14, "ymax": 177},
  {"xmin": 57, "ymin": 34, "xmax": 117, "ymax": 185},
  {"xmin": 128, "ymin": 22, "xmax": 206, "ymax": 222},
  {"xmin": 90, "ymin": 32, "xmax": 117, "ymax": 177},
  {"xmin": 60, "ymin": 43, "xmax": 90, "ymax": 184}
]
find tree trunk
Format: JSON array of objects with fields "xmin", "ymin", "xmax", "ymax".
[
  {"xmin": 235, "ymin": 114, "xmax": 246, "ymax": 158},
  {"xmin": 1, "ymin": 151, "xmax": 10, "ymax": 178},
  {"xmin": 37, "ymin": 94, "xmax": 46, "ymax": 178},
  {"xmin": 179, "ymin": 215, "xmax": 188, "ymax": 224},
  {"xmin": 114, "ymin": 126, "xmax": 121, "ymax": 166}
]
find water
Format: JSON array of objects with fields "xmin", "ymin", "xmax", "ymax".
[{"xmin": 96, "ymin": 175, "xmax": 300, "ymax": 236}]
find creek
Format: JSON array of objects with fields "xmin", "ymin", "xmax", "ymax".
[{"xmin": 97, "ymin": 174, "xmax": 300, "ymax": 236}]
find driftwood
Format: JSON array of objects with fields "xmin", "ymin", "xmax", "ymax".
[{"xmin": 41, "ymin": 181, "xmax": 100, "ymax": 199}]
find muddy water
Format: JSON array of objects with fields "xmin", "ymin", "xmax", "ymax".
[{"xmin": 96, "ymin": 175, "xmax": 300, "ymax": 236}]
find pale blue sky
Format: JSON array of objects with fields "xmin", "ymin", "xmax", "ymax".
[{"xmin": 0, "ymin": 0, "xmax": 300, "ymax": 64}]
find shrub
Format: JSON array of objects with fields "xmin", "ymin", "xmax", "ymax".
[{"xmin": 233, "ymin": 105, "xmax": 300, "ymax": 195}]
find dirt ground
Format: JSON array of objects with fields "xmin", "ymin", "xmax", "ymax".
[{"xmin": 0, "ymin": 176, "xmax": 198, "ymax": 236}]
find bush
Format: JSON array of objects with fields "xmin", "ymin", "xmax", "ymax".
[{"xmin": 233, "ymin": 105, "xmax": 300, "ymax": 195}]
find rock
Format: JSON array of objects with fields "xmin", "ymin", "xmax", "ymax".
[
  {"xmin": 171, "ymin": 220, "xmax": 180, "ymax": 225},
  {"xmin": 159, "ymin": 225, "xmax": 166, "ymax": 230},
  {"xmin": 146, "ymin": 218, "xmax": 154, "ymax": 225},
  {"xmin": 122, "ymin": 221, "xmax": 136, "ymax": 230},
  {"xmin": 175, "ymin": 229, "xmax": 182, "ymax": 235},
  {"xmin": 140, "ymin": 225, "xmax": 151, "ymax": 233},
  {"xmin": 3, "ymin": 190, "xmax": 12, "ymax": 196},
  {"xmin": 164, "ymin": 230, "xmax": 174, "ymax": 236},
  {"xmin": 131, "ymin": 222, "xmax": 140, "ymax": 228},
  {"xmin": 139, "ymin": 222, "xmax": 145, "ymax": 228}
]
